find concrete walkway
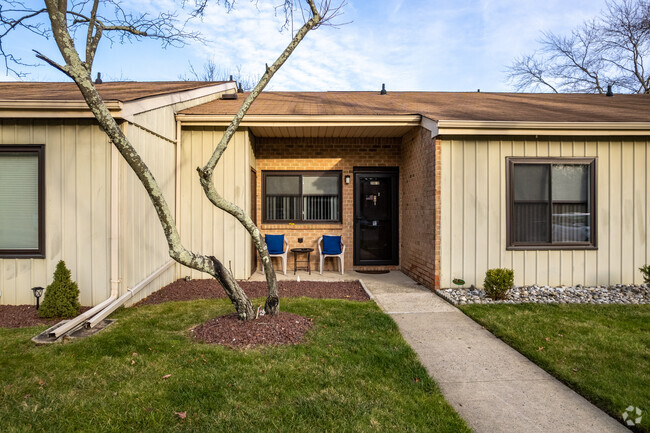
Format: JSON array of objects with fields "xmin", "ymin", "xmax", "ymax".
[{"xmin": 357, "ymin": 271, "xmax": 628, "ymax": 433}]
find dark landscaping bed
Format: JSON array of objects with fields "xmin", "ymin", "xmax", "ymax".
[
  {"xmin": 1, "ymin": 280, "xmax": 368, "ymax": 330},
  {"xmin": 135, "ymin": 279, "xmax": 370, "ymax": 306},
  {"xmin": 0, "ymin": 305, "xmax": 91, "ymax": 329}
]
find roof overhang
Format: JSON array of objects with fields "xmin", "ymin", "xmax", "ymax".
[
  {"xmin": 437, "ymin": 120, "xmax": 650, "ymax": 136},
  {"xmin": 0, "ymin": 100, "xmax": 124, "ymax": 119},
  {"xmin": 0, "ymin": 82, "xmax": 235, "ymax": 120},
  {"xmin": 176, "ymin": 114, "xmax": 423, "ymax": 137}
]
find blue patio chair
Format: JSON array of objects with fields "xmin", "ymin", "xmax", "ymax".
[
  {"xmin": 264, "ymin": 234, "xmax": 289, "ymax": 275},
  {"xmin": 318, "ymin": 235, "xmax": 345, "ymax": 275}
]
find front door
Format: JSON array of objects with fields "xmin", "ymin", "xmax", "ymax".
[{"xmin": 354, "ymin": 169, "xmax": 399, "ymax": 266}]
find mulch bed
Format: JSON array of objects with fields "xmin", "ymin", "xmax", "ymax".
[
  {"xmin": 140, "ymin": 279, "xmax": 368, "ymax": 349},
  {"xmin": 2, "ymin": 280, "xmax": 369, "ymax": 349},
  {"xmin": 191, "ymin": 311, "xmax": 313, "ymax": 349},
  {"xmin": 135, "ymin": 279, "xmax": 370, "ymax": 306},
  {"xmin": 0, "ymin": 305, "xmax": 91, "ymax": 329}
]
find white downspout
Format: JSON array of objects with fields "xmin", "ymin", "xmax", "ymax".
[
  {"xmin": 50, "ymin": 142, "xmax": 121, "ymax": 338},
  {"xmin": 110, "ymin": 141, "xmax": 121, "ymax": 300},
  {"xmin": 175, "ymin": 119, "xmax": 182, "ymax": 235},
  {"xmin": 85, "ymin": 260, "xmax": 174, "ymax": 328}
]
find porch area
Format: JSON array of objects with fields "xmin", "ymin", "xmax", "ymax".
[{"xmin": 251, "ymin": 126, "xmax": 438, "ymax": 289}]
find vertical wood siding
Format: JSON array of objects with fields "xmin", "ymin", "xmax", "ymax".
[
  {"xmin": 179, "ymin": 128, "xmax": 252, "ymax": 280},
  {"xmin": 132, "ymin": 93, "xmax": 228, "ymax": 140},
  {"xmin": 0, "ymin": 120, "xmax": 111, "ymax": 306},
  {"xmin": 440, "ymin": 136, "xmax": 650, "ymax": 288},
  {"xmin": 119, "ymin": 119, "xmax": 177, "ymax": 305}
]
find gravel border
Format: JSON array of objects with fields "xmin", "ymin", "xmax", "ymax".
[{"xmin": 438, "ymin": 284, "xmax": 650, "ymax": 305}]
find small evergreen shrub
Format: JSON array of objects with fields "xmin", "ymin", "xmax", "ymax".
[
  {"xmin": 640, "ymin": 265, "xmax": 650, "ymax": 284},
  {"xmin": 39, "ymin": 260, "xmax": 81, "ymax": 318},
  {"xmin": 483, "ymin": 268, "xmax": 514, "ymax": 300}
]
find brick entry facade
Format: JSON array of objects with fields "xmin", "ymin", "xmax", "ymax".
[{"xmin": 254, "ymin": 127, "xmax": 437, "ymax": 289}]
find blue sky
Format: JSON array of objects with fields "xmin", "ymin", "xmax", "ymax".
[{"xmin": 2, "ymin": 0, "xmax": 609, "ymax": 91}]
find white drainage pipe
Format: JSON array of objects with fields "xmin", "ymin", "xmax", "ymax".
[
  {"xmin": 49, "ymin": 295, "xmax": 116, "ymax": 338},
  {"xmin": 85, "ymin": 260, "xmax": 174, "ymax": 329}
]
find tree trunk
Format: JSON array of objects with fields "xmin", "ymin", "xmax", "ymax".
[
  {"xmin": 42, "ymin": 0, "xmax": 258, "ymax": 321},
  {"xmin": 196, "ymin": 8, "xmax": 322, "ymax": 316},
  {"xmin": 210, "ymin": 257, "xmax": 255, "ymax": 320},
  {"xmin": 40, "ymin": 0, "xmax": 324, "ymax": 321}
]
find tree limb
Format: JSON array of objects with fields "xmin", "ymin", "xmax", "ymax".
[{"xmin": 197, "ymin": 0, "xmax": 326, "ymax": 315}]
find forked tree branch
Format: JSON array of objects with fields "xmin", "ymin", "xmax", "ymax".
[{"xmin": 197, "ymin": 0, "xmax": 328, "ymax": 314}]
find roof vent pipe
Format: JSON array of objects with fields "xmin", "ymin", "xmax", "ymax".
[
  {"xmin": 237, "ymin": 83, "xmax": 244, "ymax": 93},
  {"xmin": 606, "ymin": 84, "xmax": 614, "ymax": 97},
  {"xmin": 380, "ymin": 83, "xmax": 387, "ymax": 95},
  {"xmin": 95, "ymin": 72, "xmax": 103, "ymax": 84},
  {"xmin": 229, "ymin": 75, "xmax": 234, "ymax": 81}
]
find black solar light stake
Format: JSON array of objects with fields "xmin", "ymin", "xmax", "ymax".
[{"xmin": 31, "ymin": 286, "xmax": 44, "ymax": 310}]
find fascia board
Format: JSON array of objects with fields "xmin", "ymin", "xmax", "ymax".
[
  {"xmin": 0, "ymin": 82, "xmax": 235, "ymax": 120},
  {"xmin": 0, "ymin": 100, "xmax": 123, "ymax": 118},
  {"xmin": 437, "ymin": 120, "xmax": 650, "ymax": 136},
  {"xmin": 176, "ymin": 114, "xmax": 422, "ymax": 127},
  {"xmin": 120, "ymin": 82, "xmax": 236, "ymax": 120}
]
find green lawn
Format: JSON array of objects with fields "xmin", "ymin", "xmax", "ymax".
[
  {"xmin": 460, "ymin": 303, "xmax": 650, "ymax": 432},
  {"xmin": 1, "ymin": 298, "xmax": 469, "ymax": 432}
]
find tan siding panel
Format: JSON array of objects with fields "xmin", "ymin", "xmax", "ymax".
[
  {"xmin": 132, "ymin": 106, "xmax": 175, "ymax": 141},
  {"xmin": 475, "ymin": 140, "xmax": 488, "ymax": 282},
  {"xmin": 179, "ymin": 128, "xmax": 251, "ymax": 279},
  {"xmin": 463, "ymin": 140, "xmax": 476, "ymax": 285},
  {"xmin": 440, "ymin": 136, "xmax": 650, "ymax": 288},
  {"xmin": 487, "ymin": 138, "xmax": 500, "ymax": 271},
  {"xmin": 119, "ymin": 121, "xmax": 177, "ymax": 300},
  {"xmin": 1, "ymin": 120, "xmax": 112, "ymax": 306},
  {"xmin": 635, "ymin": 140, "xmax": 647, "ymax": 284}
]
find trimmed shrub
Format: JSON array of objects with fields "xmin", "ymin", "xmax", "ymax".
[
  {"xmin": 640, "ymin": 265, "xmax": 650, "ymax": 284},
  {"xmin": 483, "ymin": 268, "xmax": 514, "ymax": 300},
  {"xmin": 39, "ymin": 261, "xmax": 81, "ymax": 318}
]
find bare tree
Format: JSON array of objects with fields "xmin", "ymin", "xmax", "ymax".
[
  {"xmin": 180, "ymin": 59, "xmax": 260, "ymax": 91},
  {"xmin": 0, "ymin": 0, "xmax": 342, "ymax": 320},
  {"xmin": 507, "ymin": 0, "xmax": 650, "ymax": 94}
]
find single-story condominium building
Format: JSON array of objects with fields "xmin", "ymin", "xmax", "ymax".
[{"xmin": 2, "ymin": 82, "xmax": 650, "ymax": 307}]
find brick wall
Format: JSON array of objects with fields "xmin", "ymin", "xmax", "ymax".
[
  {"xmin": 255, "ymin": 137, "xmax": 401, "ymax": 273},
  {"xmin": 400, "ymin": 127, "xmax": 437, "ymax": 289}
]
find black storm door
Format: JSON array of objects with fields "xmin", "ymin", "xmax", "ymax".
[{"xmin": 354, "ymin": 169, "xmax": 399, "ymax": 266}]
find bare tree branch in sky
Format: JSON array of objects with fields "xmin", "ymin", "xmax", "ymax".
[
  {"xmin": 507, "ymin": 0, "xmax": 650, "ymax": 94},
  {"xmin": 0, "ymin": 0, "xmax": 343, "ymax": 320}
]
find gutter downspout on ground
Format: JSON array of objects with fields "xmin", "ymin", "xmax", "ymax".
[{"xmin": 85, "ymin": 260, "xmax": 174, "ymax": 329}]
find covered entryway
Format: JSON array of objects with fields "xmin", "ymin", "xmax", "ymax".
[{"xmin": 353, "ymin": 168, "xmax": 399, "ymax": 266}]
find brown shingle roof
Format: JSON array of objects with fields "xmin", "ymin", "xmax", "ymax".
[
  {"xmin": 180, "ymin": 91, "xmax": 650, "ymax": 122},
  {"xmin": 0, "ymin": 81, "xmax": 230, "ymax": 102}
]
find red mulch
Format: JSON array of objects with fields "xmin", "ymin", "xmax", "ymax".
[
  {"xmin": 3, "ymin": 280, "xmax": 369, "ymax": 348},
  {"xmin": 191, "ymin": 311, "xmax": 313, "ymax": 349},
  {"xmin": 135, "ymin": 279, "xmax": 370, "ymax": 306},
  {"xmin": 139, "ymin": 279, "xmax": 368, "ymax": 349},
  {"xmin": 0, "ymin": 305, "xmax": 91, "ymax": 329}
]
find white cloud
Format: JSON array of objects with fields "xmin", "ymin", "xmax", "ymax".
[{"xmin": 10, "ymin": 0, "xmax": 612, "ymax": 91}]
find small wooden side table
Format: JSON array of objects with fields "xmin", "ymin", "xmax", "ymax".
[{"xmin": 291, "ymin": 247, "xmax": 314, "ymax": 275}]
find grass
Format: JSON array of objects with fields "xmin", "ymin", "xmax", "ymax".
[
  {"xmin": 460, "ymin": 303, "xmax": 650, "ymax": 432},
  {"xmin": 0, "ymin": 298, "xmax": 470, "ymax": 432}
]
